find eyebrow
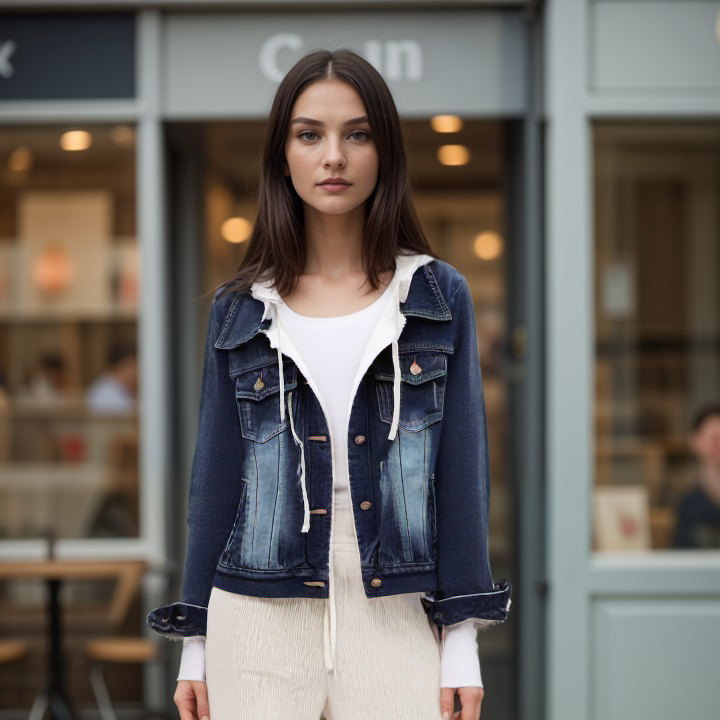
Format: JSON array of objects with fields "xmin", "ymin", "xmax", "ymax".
[{"xmin": 290, "ymin": 115, "xmax": 370, "ymax": 127}]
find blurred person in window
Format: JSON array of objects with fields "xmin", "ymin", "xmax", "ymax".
[
  {"xmin": 673, "ymin": 402, "xmax": 720, "ymax": 549},
  {"xmin": 28, "ymin": 352, "xmax": 68, "ymax": 402},
  {"xmin": 85, "ymin": 343, "xmax": 138, "ymax": 415}
]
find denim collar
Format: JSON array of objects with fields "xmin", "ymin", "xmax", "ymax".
[{"xmin": 215, "ymin": 254, "xmax": 451, "ymax": 351}]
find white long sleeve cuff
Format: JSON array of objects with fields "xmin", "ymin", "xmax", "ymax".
[
  {"xmin": 177, "ymin": 636, "xmax": 206, "ymax": 683},
  {"xmin": 440, "ymin": 619, "xmax": 483, "ymax": 689}
]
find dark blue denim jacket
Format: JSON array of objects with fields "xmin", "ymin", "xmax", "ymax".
[{"xmin": 147, "ymin": 256, "xmax": 511, "ymax": 639}]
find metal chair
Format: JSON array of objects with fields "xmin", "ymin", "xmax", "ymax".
[
  {"xmin": 86, "ymin": 636, "xmax": 159, "ymax": 720},
  {"xmin": 83, "ymin": 562, "xmax": 173, "ymax": 720}
]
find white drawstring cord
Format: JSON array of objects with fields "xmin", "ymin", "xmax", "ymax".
[
  {"xmin": 287, "ymin": 389, "xmax": 310, "ymax": 533},
  {"xmin": 388, "ymin": 282, "xmax": 402, "ymax": 441},
  {"xmin": 275, "ymin": 307, "xmax": 286, "ymax": 426}
]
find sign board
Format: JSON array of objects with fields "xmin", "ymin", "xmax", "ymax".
[
  {"xmin": 163, "ymin": 11, "xmax": 525, "ymax": 118},
  {"xmin": 0, "ymin": 13, "xmax": 135, "ymax": 101}
]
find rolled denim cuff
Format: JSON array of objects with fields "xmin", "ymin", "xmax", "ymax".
[
  {"xmin": 422, "ymin": 579, "xmax": 512, "ymax": 629},
  {"xmin": 146, "ymin": 602, "xmax": 208, "ymax": 639}
]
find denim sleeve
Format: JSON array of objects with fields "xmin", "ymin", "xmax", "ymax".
[
  {"xmin": 422, "ymin": 275, "xmax": 511, "ymax": 630},
  {"xmin": 147, "ymin": 297, "xmax": 246, "ymax": 639}
]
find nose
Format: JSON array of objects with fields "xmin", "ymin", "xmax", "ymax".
[{"xmin": 322, "ymin": 136, "xmax": 346, "ymax": 170}]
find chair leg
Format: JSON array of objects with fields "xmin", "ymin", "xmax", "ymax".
[
  {"xmin": 89, "ymin": 661, "xmax": 118, "ymax": 720},
  {"xmin": 27, "ymin": 691, "xmax": 47, "ymax": 720}
]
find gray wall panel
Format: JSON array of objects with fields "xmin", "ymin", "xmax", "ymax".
[
  {"xmin": 592, "ymin": 2, "xmax": 720, "ymax": 91},
  {"xmin": 592, "ymin": 598, "xmax": 720, "ymax": 720}
]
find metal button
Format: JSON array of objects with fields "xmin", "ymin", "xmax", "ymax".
[
  {"xmin": 371, "ymin": 578, "xmax": 382, "ymax": 588},
  {"xmin": 360, "ymin": 501, "xmax": 371, "ymax": 510},
  {"xmin": 354, "ymin": 435, "xmax": 366, "ymax": 444},
  {"xmin": 409, "ymin": 359, "xmax": 422, "ymax": 375}
]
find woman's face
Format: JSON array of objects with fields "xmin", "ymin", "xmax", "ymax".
[
  {"xmin": 284, "ymin": 78, "xmax": 379, "ymax": 224},
  {"xmin": 690, "ymin": 415, "xmax": 720, "ymax": 464}
]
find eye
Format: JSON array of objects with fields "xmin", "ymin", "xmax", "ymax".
[
  {"xmin": 348, "ymin": 129, "xmax": 371, "ymax": 142},
  {"xmin": 298, "ymin": 130, "xmax": 319, "ymax": 142}
]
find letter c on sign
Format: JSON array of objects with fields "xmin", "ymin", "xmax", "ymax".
[{"xmin": 259, "ymin": 33, "xmax": 304, "ymax": 82}]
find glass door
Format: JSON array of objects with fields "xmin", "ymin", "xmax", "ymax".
[{"xmin": 169, "ymin": 117, "xmax": 521, "ymax": 720}]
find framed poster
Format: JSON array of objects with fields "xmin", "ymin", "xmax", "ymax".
[
  {"xmin": 593, "ymin": 485, "xmax": 652, "ymax": 551},
  {"xmin": 16, "ymin": 190, "xmax": 112, "ymax": 316}
]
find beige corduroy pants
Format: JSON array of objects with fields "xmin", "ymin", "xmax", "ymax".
[{"xmin": 206, "ymin": 503, "xmax": 443, "ymax": 719}]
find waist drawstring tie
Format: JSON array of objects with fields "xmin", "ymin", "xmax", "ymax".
[{"xmin": 323, "ymin": 579, "xmax": 336, "ymax": 671}]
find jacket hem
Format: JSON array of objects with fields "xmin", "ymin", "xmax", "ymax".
[{"xmin": 214, "ymin": 564, "xmax": 439, "ymax": 600}]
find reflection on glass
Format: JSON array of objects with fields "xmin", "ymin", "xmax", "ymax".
[
  {"xmin": 593, "ymin": 123, "xmax": 720, "ymax": 552},
  {"xmin": 0, "ymin": 125, "xmax": 139, "ymax": 540}
]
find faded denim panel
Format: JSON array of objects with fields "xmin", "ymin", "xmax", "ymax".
[
  {"xmin": 362, "ymin": 349, "xmax": 446, "ymax": 568},
  {"xmin": 221, "ymin": 378, "xmax": 308, "ymax": 572}
]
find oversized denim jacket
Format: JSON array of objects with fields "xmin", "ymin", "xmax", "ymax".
[{"xmin": 146, "ymin": 254, "xmax": 511, "ymax": 641}]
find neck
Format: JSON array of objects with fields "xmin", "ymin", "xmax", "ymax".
[{"xmin": 302, "ymin": 206, "xmax": 365, "ymax": 278}]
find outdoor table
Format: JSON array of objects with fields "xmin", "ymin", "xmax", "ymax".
[{"xmin": 0, "ymin": 559, "xmax": 146, "ymax": 720}]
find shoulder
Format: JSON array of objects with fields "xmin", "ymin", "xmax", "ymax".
[
  {"xmin": 210, "ymin": 285, "xmax": 251, "ymax": 325},
  {"xmin": 426, "ymin": 258, "xmax": 467, "ymax": 301},
  {"xmin": 677, "ymin": 487, "xmax": 708, "ymax": 514}
]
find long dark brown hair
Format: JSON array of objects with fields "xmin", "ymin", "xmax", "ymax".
[{"xmin": 217, "ymin": 48, "xmax": 438, "ymax": 299}]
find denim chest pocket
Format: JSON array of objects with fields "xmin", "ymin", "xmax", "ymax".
[
  {"xmin": 233, "ymin": 360, "xmax": 298, "ymax": 442},
  {"xmin": 374, "ymin": 351, "xmax": 447, "ymax": 431}
]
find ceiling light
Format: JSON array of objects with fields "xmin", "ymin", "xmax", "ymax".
[
  {"xmin": 110, "ymin": 125, "xmax": 136, "ymax": 148},
  {"xmin": 431, "ymin": 115, "xmax": 463, "ymax": 133},
  {"xmin": 437, "ymin": 145, "xmax": 470, "ymax": 166},
  {"xmin": 473, "ymin": 232, "xmax": 504, "ymax": 261},
  {"xmin": 221, "ymin": 216, "xmax": 253, "ymax": 244},
  {"xmin": 60, "ymin": 130, "xmax": 92, "ymax": 152},
  {"xmin": 8, "ymin": 146, "xmax": 32, "ymax": 172}
]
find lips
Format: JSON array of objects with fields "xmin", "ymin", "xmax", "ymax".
[{"xmin": 318, "ymin": 177, "xmax": 351, "ymax": 187}]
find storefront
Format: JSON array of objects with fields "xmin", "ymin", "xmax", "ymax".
[
  {"xmin": 1, "ymin": 1, "xmax": 718, "ymax": 719},
  {"xmin": 546, "ymin": 2, "xmax": 720, "ymax": 719}
]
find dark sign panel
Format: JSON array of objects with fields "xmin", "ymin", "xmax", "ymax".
[{"xmin": 0, "ymin": 12, "xmax": 135, "ymax": 100}]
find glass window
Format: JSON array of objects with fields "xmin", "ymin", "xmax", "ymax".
[
  {"xmin": 0, "ymin": 124, "xmax": 139, "ymax": 540},
  {"xmin": 593, "ymin": 122, "xmax": 720, "ymax": 552}
]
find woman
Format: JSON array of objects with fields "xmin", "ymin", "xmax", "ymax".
[{"xmin": 147, "ymin": 49, "xmax": 511, "ymax": 720}]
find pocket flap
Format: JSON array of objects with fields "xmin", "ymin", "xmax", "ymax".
[
  {"xmin": 235, "ymin": 361, "xmax": 298, "ymax": 401},
  {"xmin": 374, "ymin": 352, "xmax": 447, "ymax": 385}
]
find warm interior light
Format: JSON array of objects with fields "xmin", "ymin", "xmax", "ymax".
[
  {"xmin": 437, "ymin": 145, "xmax": 470, "ymax": 166},
  {"xmin": 473, "ymin": 232, "xmax": 504, "ymax": 261},
  {"xmin": 32, "ymin": 244, "xmax": 75, "ymax": 295},
  {"xmin": 430, "ymin": 115, "xmax": 463, "ymax": 133},
  {"xmin": 221, "ymin": 216, "xmax": 253, "ymax": 244},
  {"xmin": 60, "ymin": 130, "xmax": 93, "ymax": 152},
  {"xmin": 8, "ymin": 146, "xmax": 32, "ymax": 172},
  {"xmin": 110, "ymin": 125, "xmax": 136, "ymax": 148}
]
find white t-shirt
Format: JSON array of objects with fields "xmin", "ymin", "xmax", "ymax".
[{"xmin": 178, "ymin": 283, "xmax": 483, "ymax": 689}]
